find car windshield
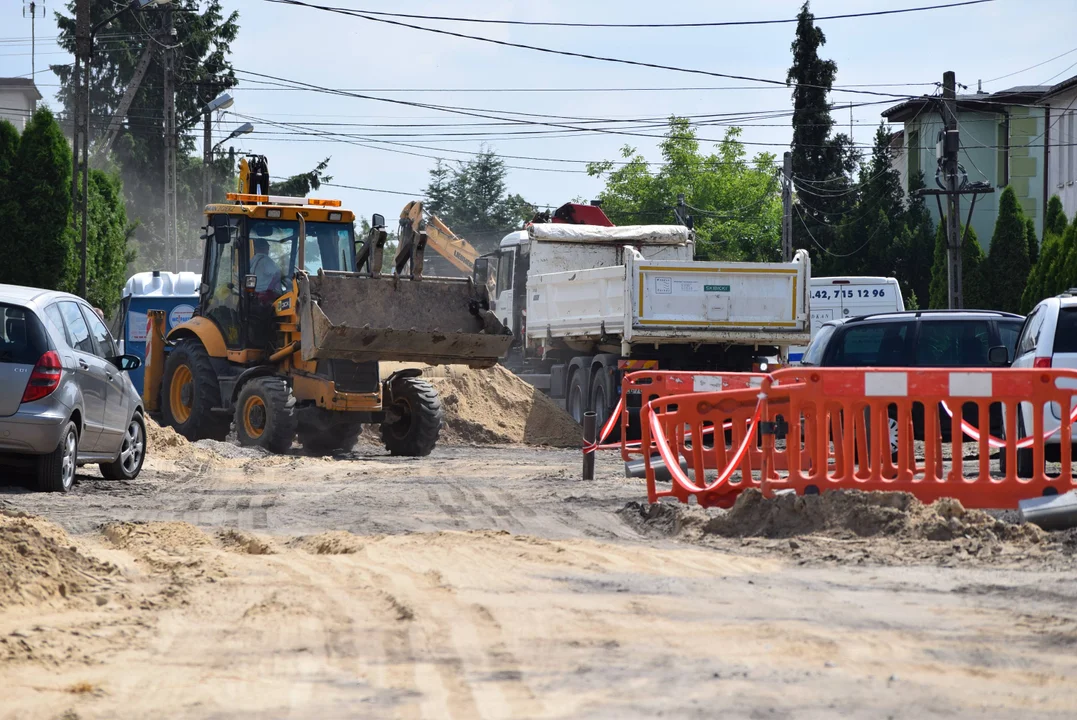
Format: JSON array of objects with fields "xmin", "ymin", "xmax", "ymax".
[
  {"xmin": 0, "ymin": 303, "xmax": 50, "ymax": 365},
  {"xmin": 248, "ymin": 219, "xmax": 355, "ymax": 276}
]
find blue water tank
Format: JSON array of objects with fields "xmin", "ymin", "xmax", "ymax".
[{"xmin": 121, "ymin": 270, "xmax": 201, "ymax": 395}]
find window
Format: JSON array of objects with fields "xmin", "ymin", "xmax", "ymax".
[
  {"xmin": 998, "ymin": 320, "xmax": 1021, "ymax": 358},
  {"xmin": 82, "ymin": 305, "xmax": 116, "ymax": 359},
  {"xmin": 801, "ymin": 324, "xmax": 836, "ymax": 366},
  {"xmin": 1016, "ymin": 308, "xmax": 1046, "ymax": 357},
  {"xmin": 1052, "ymin": 308, "xmax": 1077, "ymax": 353},
  {"xmin": 58, "ymin": 301, "xmax": 95, "ymax": 355},
  {"xmin": 915, "ymin": 320, "xmax": 990, "ymax": 366},
  {"xmin": 830, "ymin": 322, "xmax": 911, "ymax": 366},
  {"xmin": 43, "ymin": 304, "xmax": 67, "ymax": 345},
  {"xmin": 0, "ymin": 303, "xmax": 49, "ymax": 365},
  {"xmin": 304, "ymin": 222, "xmax": 355, "ymax": 274},
  {"xmin": 497, "ymin": 250, "xmax": 515, "ymax": 294}
]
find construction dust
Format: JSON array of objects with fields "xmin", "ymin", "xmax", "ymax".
[
  {"xmin": 0, "ymin": 512, "xmax": 116, "ymax": 608},
  {"xmin": 619, "ymin": 489, "xmax": 1076, "ymax": 566}
]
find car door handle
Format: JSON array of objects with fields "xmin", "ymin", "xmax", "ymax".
[
  {"xmin": 106, "ymin": 374, "xmax": 114, "ymax": 382},
  {"xmin": 78, "ymin": 359, "xmax": 89, "ymax": 370}
]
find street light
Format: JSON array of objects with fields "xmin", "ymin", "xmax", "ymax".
[
  {"xmin": 202, "ymin": 93, "xmax": 235, "ymax": 205},
  {"xmin": 73, "ymin": 0, "xmax": 173, "ymax": 299},
  {"xmin": 213, "ymin": 122, "xmax": 254, "ymax": 152}
]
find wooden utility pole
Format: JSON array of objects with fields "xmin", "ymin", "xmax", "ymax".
[
  {"xmin": 74, "ymin": 0, "xmax": 89, "ymax": 299},
  {"xmin": 162, "ymin": 5, "xmax": 177, "ymax": 270},
  {"xmin": 781, "ymin": 151, "xmax": 793, "ymax": 262},
  {"xmin": 941, "ymin": 71, "xmax": 963, "ymax": 309}
]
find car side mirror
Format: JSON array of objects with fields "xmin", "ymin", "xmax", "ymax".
[
  {"xmin": 988, "ymin": 345, "xmax": 1010, "ymax": 366},
  {"xmin": 111, "ymin": 354, "xmax": 142, "ymax": 372},
  {"xmin": 371, "ymin": 213, "xmax": 385, "ymax": 229},
  {"xmin": 214, "ymin": 225, "xmax": 231, "ymax": 244}
]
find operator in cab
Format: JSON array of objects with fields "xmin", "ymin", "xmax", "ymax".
[{"xmin": 249, "ymin": 224, "xmax": 284, "ymax": 303}]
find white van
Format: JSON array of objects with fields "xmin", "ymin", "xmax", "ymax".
[{"xmin": 789, "ymin": 276, "xmax": 905, "ymax": 363}]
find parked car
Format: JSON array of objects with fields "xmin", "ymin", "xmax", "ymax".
[
  {"xmin": 0, "ymin": 285, "xmax": 146, "ymax": 492},
  {"xmin": 790, "ymin": 276, "xmax": 906, "ymax": 363},
  {"xmin": 1006, "ymin": 292, "xmax": 1077, "ymax": 476},
  {"xmin": 799, "ymin": 310, "xmax": 1024, "ymax": 449}
]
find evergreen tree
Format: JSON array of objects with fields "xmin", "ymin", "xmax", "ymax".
[
  {"xmin": 5, "ymin": 108, "xmax": 75, "ymax": 292},
  {"xmin": 786, "ymin": 1, "xmax": 858, "ymax": 271},
  {"xmin": 929, "ymin": 221, "xmax": 985, "ymax": 309},
  {"xmin": 1027, "ymin": 217, "xmax": 1039, "ymax": 266},
  {"xmin": 424, "ymin": 160, "xmax": 453, "ymax": 219},
  {"xmin": 1045, "ymin": 195, "xmax": 1068, "ymax": 239},
  {"xmin": 270, "ymin": 157, "xmax": 331, "ymax": 197},
  {"xmin": 85, "ymin": 170, "xmax": 134, "ymax": 312},
  {"xmin": 985, "ymin": 186, "xmax": 1030, "ymax": 314},
  {"xmin": 900, "ymin": 172, "xmax": 937, "ymax": 310},
  {"xmin": 0, "ymin": 120, "xmax": 20, "ymax": 273}
]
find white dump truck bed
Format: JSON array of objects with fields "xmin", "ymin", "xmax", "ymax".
[{"xmin": 523, "ymin": 224, "xmax": 811, "ymax": 348}]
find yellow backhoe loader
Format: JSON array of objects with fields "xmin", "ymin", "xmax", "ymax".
[{"xmin": 142, "ymin": 155, "xmax": 511, "ymax": 456}]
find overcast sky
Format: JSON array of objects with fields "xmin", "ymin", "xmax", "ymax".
[{"xmin": 1, "ymin": 0, "xmax": 1074, "ymax": 223}]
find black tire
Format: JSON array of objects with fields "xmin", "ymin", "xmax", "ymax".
[
  {"xmin": 1016, "ymin": 411, "xmax": 1035, "ymax": 479},
  {"xmin": 100, "ymin": 412, "xmax": 147, "ymax": 481},
  {"xmin": 234, "ymin": 377, "xmax": 298, "ymax": 453},
  {"xmin": 590, "ymin": 366, "xmax": 618, "ymax": 441},
  {"xmin": 567, "ymin": 369, "xmax": 587, "ymax": 424},
  {"xmin": 162, "ymin": 339, "xmax": 229, "ymax": 441},
  {"xmin": 380, "ymin": 377, "xmax": 442, "ymax": 457},
  {"xmin": 299, "ymin": 423, "xmax": 363, "ymax": 456},
  {"xmin": 37, "ymin": 421, "xmax": 78, "ymax": 493}
]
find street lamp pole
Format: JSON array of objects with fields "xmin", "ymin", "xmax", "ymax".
[{"xmin": 202, "ymin": 92, "xmax": 234, "ymax": 206}]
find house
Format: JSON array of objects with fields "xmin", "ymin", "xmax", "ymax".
[
  {"xmin": 1040, "ymin": 75, "xmax": 1077, "ymax": 223},
  {"xmin": 883, "ymin": 86, "xmax": 1049, "ymax": 247},
  {"xmin": 0, "ymin": 78, "xmax": 42, "ymax": 131}
]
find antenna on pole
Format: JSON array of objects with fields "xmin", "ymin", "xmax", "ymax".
[{"xmin": 22, "ymin": 1, "xmax": 43, "ymax": 78}]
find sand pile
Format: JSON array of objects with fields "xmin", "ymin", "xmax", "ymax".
[
  {"xmin": 0, "ymin": 512, "xmax": 115, "ymax": 608},
  {"xmin": 423, "ymin": 365, "xmax": 581, "ymax": 447}
]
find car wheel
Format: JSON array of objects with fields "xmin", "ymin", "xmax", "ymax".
[
  {"xmin": 37, "ymin": 421, "xmax": 78, "ymax": 493},
  {"xmin": 100, "ymin": 412, "xmax": 147, "ymax": 480}
]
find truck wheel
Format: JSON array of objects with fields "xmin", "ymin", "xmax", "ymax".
[
  {"xmin": 235, "ymin": 377, "xmax": 298, "ymax": 453},
  {"xmin": 380, "ymin": 378, "xmax": 442, "ymax": 456},
  {"xmin": 163, "ymin": 339, "xmax": 229, "ymax": 441},
  {"xmin": 300, "ymin": 423, "xmax": 363, "ymax": 456},
  {"xmin": 567, "ymin": 370, "xmax": 587, "ymax": 424},
  {"xmin": 590, "ymin": 367, "xmax": 618, "ymax": 441}
]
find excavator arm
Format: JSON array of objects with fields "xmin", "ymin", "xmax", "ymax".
[{"xmin": 397, "ymin": 200, "xmax": 480, "ymax": 276}]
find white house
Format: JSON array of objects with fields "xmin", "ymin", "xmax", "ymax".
[
  {"xmin": 0, "ymin": 78, "xmax": 41, "ymax": 131},
  {"xmin": 1041, "ymin": 75, "xmax": 1077, "ymax": 222}
]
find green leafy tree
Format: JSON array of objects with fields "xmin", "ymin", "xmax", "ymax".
[
  {"xmin": 1027, "ymin": 217, "xmax": 1039, "ymax": 266},
  {"xmin": 984, "ymin": 186, "xmax": 1030, "ymax": 313},
  {"xmin": 85, "ymin": 170, "xmax": 135, "ymax": 312},
  {"xmin": 0, "ymin": 120, "xmax": 20, "ymax": 270},
  {"xmin": 271, "ymin": 157, "xmax": 332, "ymax": 197},
  {"xmin": 1023, "ymin": 197, "xmax": 1070, "ymax": 310},
  {"xmin": 587, "ymin": 119, "xmax": 781, "ymax": 261},
  {"xmin": 1045, "ymin": 195, "xmax": 1068, "ymax": 239},
  {"xmin": 53, "ymin": 0, "xmax": 239, "ymax": 269},
  {"xmin": 786, "ymin": 1, "xmax": 858, "ymax": 269},
  {"xmin": 3, "ymin": 108, "xmax": 76, "ymax": 292},
  {"xmin": 930, "ymin": 221, "xmax": 985, "ymax": 309},
  {"xmin": 898, "ymin": 172, "xmax": 938, "ymax": 310}
]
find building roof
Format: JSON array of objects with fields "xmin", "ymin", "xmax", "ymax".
[
  {"xmin": 1042, "ymin": 73, "xmax": 1077, "ymax": 101},
  {"xmin": 882, "ymin": 85, "xmax": 1050, "ymax": 122},
  {"xmin": 0, "ymin": 77, "xmax": 42, "ymax": 102}
]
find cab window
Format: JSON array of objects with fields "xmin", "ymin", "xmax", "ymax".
[
  {"xmin": 497, "ymin": 250, "xmax": 514, "ymax": 295},
  {"xmin": 305, "ymin": 222, "xmax": 356, "ymax": 274}
]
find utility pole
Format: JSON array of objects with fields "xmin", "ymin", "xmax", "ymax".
[
  {"xmin": 23, "ymin": 1, "xmax": 42, "ymax": 79},
  {"xmin": 203, "ymin": 109, "xmax": 212, "ymax": 206},
  {"xmin": 781, "ymin": 151, "xmax": 792, "ymax": 262},
  {"xmin": 942, "ymin": 71, "xmax": 963, "ymax": 310},
  {"xmin": 74, "ymin": 0, "xmax": 89, "ymax": 299},
  {"xmin": 162, "ymin": 5, "xmax": 177, "ymax": 271}
]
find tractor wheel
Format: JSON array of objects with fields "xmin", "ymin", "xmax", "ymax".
[
  {"xmin": 380, "ymin": 377, "xmax": 442, "ymax": 457},
  {"xmin": 162, "ymin": 339, "xmax": 229, "ymax": 441},
  {"xmin": 234, "ymin": 377, "xmax": 298, "ymax": 454},
  {"xmin": 299, "ymin": 423, "xmax": 363, "ymax": 456}
]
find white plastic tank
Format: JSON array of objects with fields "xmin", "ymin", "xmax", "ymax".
[{"xmin": 121, "ymin": 270, "xmax": 201, "ymax": 394}]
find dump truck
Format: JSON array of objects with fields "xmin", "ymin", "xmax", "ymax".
[
  {"xmin": 474, "ymin": 203, "xmax": 811, "ymax": 430},
  {"xmin": 143, "ymin": 155, "xmax": 511, "ymax": 456}
]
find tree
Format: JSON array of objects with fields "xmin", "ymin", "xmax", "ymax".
[
  {"xmin": 786, "ymin": 1, "xmax": 859, "ymax": 269},
  {"xmin": 53, "ymin": 0, "xmax": 240, "ymax": 268},
  {"xmin": 588, "ymin": 119, "xmax": 782, "ymax": 261},
  {"xmin": 1045, "ymin": 194, "xmax": 1068, "ymax": 239},
  {"xmin": 984, "ymin": 186, "xmax": 1030, "ymax": 314},
  {"xmin": 85, "ymin": 170, "xmax": 135, "ymax": 312},
  {"xmin": 1023, "ymin": 196, "xmax": 1070, "ymax": 310},
  {"xmin": 4, "ymin": 108, "xmax": 76, "ymax": 293},
  {"xmin": 422, "ymin": 148, "xmax": 532, "ymax": 254},
  {"xmin": 1026, "ymin": 217, "xmax": 1039, "ymax": 266},
  {"xmin": 930, "ymin": 221, "xmax": 985, "ymax": 309},
  {"xmin": 0, "ymin": 120, "xmax": 20, "ymax": 272},
  {"xmin": 271, "ymin": 157, "xmax": 332, "ymax": 197},
  {"xmin": 898, "ymin": 172, "xmax": 938, "ymax": 310}
]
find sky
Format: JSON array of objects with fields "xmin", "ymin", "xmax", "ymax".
[{"xmin": 1, "ymin": 0, "xmax": 1075, "ymax": 225}]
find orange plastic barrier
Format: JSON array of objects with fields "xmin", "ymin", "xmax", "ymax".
[{"xmin": 642, "ymin": 367, "xmax": 1077, "ymax": 510}]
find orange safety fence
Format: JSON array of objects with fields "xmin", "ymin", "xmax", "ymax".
[{"xmin": 642, "ymin": 367, "xmax": 1077, "ymax": 510}]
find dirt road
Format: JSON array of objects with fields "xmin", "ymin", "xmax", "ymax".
[{"xmin": 3, "ymin": 438, "xmax": 1077, "ymax": 719}]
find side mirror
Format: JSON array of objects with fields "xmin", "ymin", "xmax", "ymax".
[
  {"xmin": 371, "ymin": 213, "xmax": 385, "ymax": 229},
  {"xmin": 214, "ymin": 225, "xmax": 231, "ymax": 244},
  {"xmin": 111, "ymin": 354, "xmax": 142, "ymax": 372},
  {"xmin": 988, "ymin": 345, "xmax": 1010, "ymax": 366}
]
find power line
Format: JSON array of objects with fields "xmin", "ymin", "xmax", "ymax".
[
  {"xmin": 263, "ymin": 0, "xmax": 919, "ymax": 100},
  {"xmin": 983, "ymin": 46, "xmax": 1077, "ymax": 85},
  {"xmin": 269, "ymin": 0, "xmax": 995, "ymax": 29}
]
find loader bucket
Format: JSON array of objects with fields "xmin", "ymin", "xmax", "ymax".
[{"xmin": 297, "ymin": 271, "xmax": 513, "ymax": 368}]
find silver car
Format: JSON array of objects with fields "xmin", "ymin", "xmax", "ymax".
[{"xmin": 0, "ymin": 285, "xmax": 146, "ymax": 492}]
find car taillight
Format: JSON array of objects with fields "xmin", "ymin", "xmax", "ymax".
[
  {"xmin": 21, "ymin": 351, "xmax": 62, "ymax": 403},
  {"xmin": 1034, "ymin": 356, "xmax": 1053, "ymax": 369}
]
